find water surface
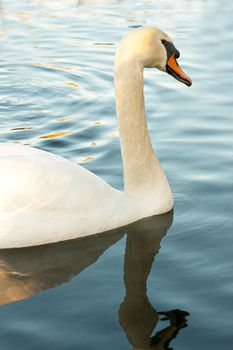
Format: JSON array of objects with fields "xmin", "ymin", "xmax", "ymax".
[{"xmin": 0, "ymin": 0, "xmax": 233, "ymax": 349}]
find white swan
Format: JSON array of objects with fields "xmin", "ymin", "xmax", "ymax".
[{"xmin": 0, "ymin": 27, "xmax": 191, "ymax": 248}]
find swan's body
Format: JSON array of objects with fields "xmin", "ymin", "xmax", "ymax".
[
  {"xmin": 0, "ymin": 144, "xmax": 136, "ymax": 247},
  {"xmin": 0, "ymin": 27, "xmax": 191, "ymax": 248}
]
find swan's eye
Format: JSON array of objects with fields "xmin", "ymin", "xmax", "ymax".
[
  {"xmin": 175, "ymin": 49, "xmax": 180, "ymax": 59},
  {"xmin": 161, "ymin": 40, "xmax": 180, "ymax": 60}
]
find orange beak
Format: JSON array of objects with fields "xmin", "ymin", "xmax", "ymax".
[{"xmin": 166, "ymin": 53, "xmax": 192, "ymax": 87}]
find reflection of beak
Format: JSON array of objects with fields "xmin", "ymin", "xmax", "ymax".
[{"xmin": 166, "ymin": 53, "xmax": 192, "ymax": 87}]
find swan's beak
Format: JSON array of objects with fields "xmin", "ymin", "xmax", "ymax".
[{"xmin": 166, "ymin": 53, "xmax": 192, "ymax": 87}]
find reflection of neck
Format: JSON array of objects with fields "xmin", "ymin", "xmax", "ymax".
[
  {"xmin": 123, "ymin": 230, "xmax": 161, "ymax": 300},
  {"xmin": 119, "ymin": 214, "xmax": 172, "ymax": 349},
  {"xmin": 120, "ymin": 229, "xmax": 161, "ymax": 349},
  {"xmin": 123, "ymin": 215, "xmax": 171, "ymax": 300}
]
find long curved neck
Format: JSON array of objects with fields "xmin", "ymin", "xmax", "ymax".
[{"xmin": 114, "ymin": 60, "xmax": 173, "ymax": 213}]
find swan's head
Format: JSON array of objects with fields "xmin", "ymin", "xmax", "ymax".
[{"xmin": 115, "ymin": 27, "xmax": 192, "ymax": 87}]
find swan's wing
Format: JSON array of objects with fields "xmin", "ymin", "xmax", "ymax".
[{"xmin": 0, "ymin": 143, "xmax": 117, "ymax": 213}]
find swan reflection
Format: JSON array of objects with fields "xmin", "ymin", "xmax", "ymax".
[
  {"xmin": 0, "ymin": 211, "xmax": 189, "ymax": 349},
  {"xmin": 0, "ymin": 229, "xmax": 123, "ymax": 305},
  {"xmin": 119, "ymin": 213, "xmax": 189, "ymax": 349}
]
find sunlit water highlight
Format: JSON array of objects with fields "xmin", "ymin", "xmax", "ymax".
[{"xmin": 0, "ymin": 0, "xmax": 233, "ymax": 349}]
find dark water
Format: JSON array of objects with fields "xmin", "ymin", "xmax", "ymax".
[{"xmin": 0, "ymin": 0, "xmax": 233, "ymax": 349}]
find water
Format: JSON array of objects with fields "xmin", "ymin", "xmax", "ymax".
[{"xmin": 0, "ymin": 0, "xmax": 233, "ymax": 349}]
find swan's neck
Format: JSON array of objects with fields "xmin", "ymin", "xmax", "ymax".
[{"xmin": 114, "ymin": 60, "xmax": 173, "ymax": 213}]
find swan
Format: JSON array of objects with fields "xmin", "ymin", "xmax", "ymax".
[{"xmin": 0, "ymin": 27, "xmax": 192, "ymax": 248}]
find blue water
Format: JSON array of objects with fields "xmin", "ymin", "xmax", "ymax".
[{"xmin": 0, "ymin": 0, "xmax": 233, "ymax": 349}]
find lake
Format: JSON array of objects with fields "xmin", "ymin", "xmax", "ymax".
[{"xmin": 0, "ymin": 0, "xmax": 233, "ymax": 349}]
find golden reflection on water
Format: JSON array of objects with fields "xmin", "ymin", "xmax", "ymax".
[
  {"xmin": 55, "ymin": 114, "xmax": 80, "ymax": 122},
  {"xmin": 39, "ymin": 131, "xmax": 72, "ymax": 139},
  {"xmin": 34, "ymin": 62, "xmax": 73, "ymax": 72},
  {"xmin": 79, "ymin": 156, "xmax": 95, "ymax": 162},
  {"xmin": 93, "ymin": 120, "xmax": 105, "ymax": 125},
  {"xmin": 0, "ymin": 212, "xmax": 189, "ymax": 349},
  {"xmin": 64, "ymin": 82, "xmax": 80, "ymax": 88},
  {"xmin": 56, "ymin": 116, "xmax": 73, "ymax": 122}
]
